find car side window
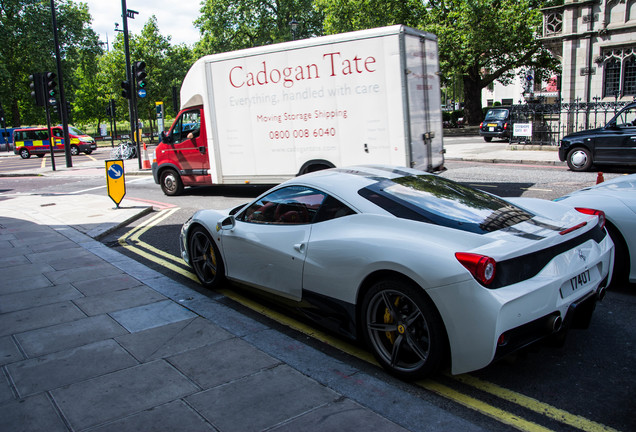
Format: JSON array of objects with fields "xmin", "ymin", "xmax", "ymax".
[
  {"xmin": 237, "ymin": 186, "xmax": 326, "ymax": 225},
  {"xmin": 615, "ymin": 107, "xmax": 636, "ymax": 128},
  {"xmin": 314, "ymin": 195, "xmax": 356, "ymax": 223}
]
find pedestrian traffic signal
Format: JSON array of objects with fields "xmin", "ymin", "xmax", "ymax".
[
  {"xmin": 121, "ymin": 80, "xmax": 131, "ymax": 99},
  {"xmin": 29, "ymin": 73, "xmax": 45, "ymax": 107},
  {"xmin": 135, "ymin": 61, "xmax": 147, "ymax": 90},
  {"xmin": 45, "ymin": 72, "xmax": 57, "ymax": 98}
]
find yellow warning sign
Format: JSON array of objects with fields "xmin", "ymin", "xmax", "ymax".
[{"xmin": 106, "ymin": 159, "xmax": 126, "ymax": 207}]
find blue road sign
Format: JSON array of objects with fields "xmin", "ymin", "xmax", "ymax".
[
  {"xmin": 107, "ymin": 163, "xmax": 124, "ymax": 180},
  {"xmin": 138, "ymin": 89, "xmax": 147, "ymax": 98}
]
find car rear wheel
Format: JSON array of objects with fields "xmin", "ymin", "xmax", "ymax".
[
  {"xmin": 160, "ymin": 168, "xmax": 184, "ymax": 196},
  {"xmin": 19, "ymin": 148, "xmax": 30, "ymax": 159},
  {"xmin": 188, "ymin": 226, "xmax": 225, "ymax": 289},
  {"xmin": 483, "ymin": 137, "xmax": 492, "ymax": 142},
  {"xmin": 362, "ymin": 279, "xmax": 444, "ymax": 379},
  {"xmin": 566, "ymin": 147, "xmax": 592, "ymax": 171}
]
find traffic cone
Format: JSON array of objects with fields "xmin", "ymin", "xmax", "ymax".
[
  {"xmin": 142, "ymin": 142, "xmax": 151, "ymax": 170},
  {"xmin": 596, "ymin": 172, "xmax": 604, "ymax": 184}
]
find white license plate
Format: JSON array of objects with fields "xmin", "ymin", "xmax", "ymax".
[
  {"xmin": 561, "ymin": 269, "xmax": 591, "ymax": 298},
  {"xmin": 489, "ymin": 127, "xmax": 495, "ymax": 131}
]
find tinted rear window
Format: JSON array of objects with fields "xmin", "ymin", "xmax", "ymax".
[
  {"xmin": 484, "ymin": 109, "xmax": 509, "ymax": 121},
  {"xmin": 359, "ymin": 175, "xmax": 534, "ymax": 234}
]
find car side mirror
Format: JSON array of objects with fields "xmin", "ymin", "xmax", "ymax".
[
  {"xmin": 217, "ymin": 215, "xmax": 235, "ymax": 231},
  {"xmin": 606, "ymin": 122, "xmax": 618, "ymax": 130}
]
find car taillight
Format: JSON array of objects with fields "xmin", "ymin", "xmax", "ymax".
[
  {"xmin": 479, "ymin": 122, "xmax": 483, "ymax": 128},
  {"xmin": 504, "ymin": 123, "xmax": 509, "ymax": 130},
  {"xmin": 575, "ymin": 207, "xmax": 605, "ymax": 229},
  {"xmin": 455, "ymin": 253, "xmax": 497, "ymax": 286}
]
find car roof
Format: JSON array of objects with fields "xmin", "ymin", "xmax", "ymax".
[{"xmin": 290, "ymin": 165, "xmax": 432, "ymax": 191}]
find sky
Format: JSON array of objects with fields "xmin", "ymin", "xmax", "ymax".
[{"xmin": 82, "ymin": 0, "xmax": 204, "ymax": 47}]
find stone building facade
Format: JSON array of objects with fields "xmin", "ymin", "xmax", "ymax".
[{"xmin": 541, "ymin": 0, "xmax": 636, "ymax": 104}]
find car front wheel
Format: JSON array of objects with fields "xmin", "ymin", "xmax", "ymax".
[
  {"xmin": 567, "ymin": 147, "xmax": 592, "ymax": 171},
  {"xmin": 362, "ymin": 279, "xmax": 445, "ymax": 379},
  {"xmin": 70, "ymin": 145, "xmax": 80, "ymax": 156},
  {"xmin": 188, "ymin": 226, "xmax": 225, "ymax": 289}
]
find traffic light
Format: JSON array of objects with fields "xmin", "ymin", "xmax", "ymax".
[
  {"xmin": 135, "ymin": 61, "xmax": 147, "ymax": 91},
  {"xmin": 45, "ymin": 72, "xmax": 57, "ymax": 98},
  {"xmin": 121, "ymin": 80, "xmax": 132, "ymax": 99},
  {"xmin": 106, "ymin": 99, "xmax": 116, "ymax": 117},
  {"xmin": 29, "ymin": 73, "xmax": 45, "ymax": 107}
]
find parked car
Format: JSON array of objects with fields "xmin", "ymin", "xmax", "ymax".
[
  {"xmin": 479, "ymin": 108, "xmax": 511, "ymax": 142},
  {"xmin": 13, "ymin": 125, "xmax": 96, "ymax": 158},
  {"xmin": 555, "ymin": 174, "xmax": 636, "ymax": 287},
  {"xmin": 179, "ymin": 166, "xmax": 612, "ymax": 379},
  {"xmin": 559, "ymin": 102, "xmax": 636, "ymax": 171}
]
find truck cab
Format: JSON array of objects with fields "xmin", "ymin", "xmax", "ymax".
[{"xmin": 153, "ymin": 106, "xmax": 211, "ymax": 195}]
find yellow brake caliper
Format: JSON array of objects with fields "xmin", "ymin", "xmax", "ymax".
[{"xmin": 384, "ymin": 296, "xmax": 401, "ymax": 344}]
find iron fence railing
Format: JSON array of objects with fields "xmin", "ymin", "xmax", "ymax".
[{"xmin": 508, "ymin": 99, "xmax": 636, "ymax": 145}]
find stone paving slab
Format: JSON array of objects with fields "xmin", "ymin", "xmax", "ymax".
[
  {"xmin": 186, "ymin": 365, "xmax": 338, "ymax": 432},
  {"xmin": 168, "ymin": 337, "xmax": 281, "ymax": 390},
  {"xmin": 109, "ymin": 299, "xmax": 197, "ymax": 332},
  {"xmin": 7, "ymin": 339, "xmax": 137, "ymax": 398},
  {"xmin": 15, "ymin": 314, "xmax": 128, "ymax": 358},
  {"xmin": 72, "ymin": 285, "xmax": 165, "ymax": 316},
  {"xmin": 0, "ymin": 274, "xmax": 52, "ymax": 295},
  {"xmin": 71, "ymin": 273, "xmax": 143, "ymax": 296},
  {"xmin": 0, "ymin": 283, "xmax": 83, "ymax": 314},
  {"xmin": 0, "ymin": 335, "xmax": 23, "ymax": 366},
  {"xmin": 270, "ymin": 398, "xmax": 409, "ymax": 432},
  {"xmin": 51, "ymin": 360, "xmax": 199, "ymax": 431},
  {"xmin": 0, "ymin": 394, "xmax": 68, "ymax": 432},
  {"xmin": 89, "ymin": 400, "xmax": 216, "ymax": 432},
  {"xmin": 0, "ymin": 302, "xmax": 86, "ymax": 337},
  {"xmin": 115, "ymin": 317, "xmax": 232, "ymax": 362}
]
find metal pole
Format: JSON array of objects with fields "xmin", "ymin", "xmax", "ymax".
[
  {"xmin": 121, "ymin": 0, "xmax": 136, "ymax": 156},
  {"xmin": 50, "ymin": 0, "xmax": 72, "ymax": 167}
]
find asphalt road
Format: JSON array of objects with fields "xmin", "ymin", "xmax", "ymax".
[{"xmin": 2, "ymin": 146, "xmax": 635, "ymax": 432}]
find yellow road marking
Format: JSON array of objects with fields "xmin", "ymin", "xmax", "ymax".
[
  {"xmin": 452, "ymin": 375, "xmax": 619, "ymax": 432},
  {"xmin": 117, "ymin": 214, "xmax": 619, "ymax": 432},
  {"xmin": 419, "ymin": 380, "xmax": 554, "ymax": 432}
]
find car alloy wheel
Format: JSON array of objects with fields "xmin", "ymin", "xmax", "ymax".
[
  {"xmin": 189, "ymin": 226, "xmax": 224, "ymax": 289},
  {"xmin": 363, "ymin": 279, "xmax": 444, "ymax": 379}
]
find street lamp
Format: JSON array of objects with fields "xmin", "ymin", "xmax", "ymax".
[{"xmin": 289, "ymin": 19, "xmax": 299, "ymax": 40}]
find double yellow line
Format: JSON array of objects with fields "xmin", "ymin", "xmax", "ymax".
[{"xmin": 119, "ymin": 208, "xmax": 619, "ymax": 432}]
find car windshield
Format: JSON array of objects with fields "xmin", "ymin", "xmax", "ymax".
[
  {"xmin": 68, "ymin": 126, "xmax": 86, "ymax": 135},
  {"xmin": 484, "ymin": 109, "xmax": 509, "ymax": 121},
  {"xmin": 359, "ymin": 175, "xmax": 534, "ymax": 234}
]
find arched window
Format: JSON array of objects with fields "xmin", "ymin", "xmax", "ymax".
[
  {"xmin": 604, "ymin": 58, "xmax": 621, "ymax": 97},
  {"xmin": 623, "ymin": 56, "xmax": 636, "ymax": 95}
]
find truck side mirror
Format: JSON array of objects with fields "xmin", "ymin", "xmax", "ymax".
[{"xmin": 160, "ymin": 131, "xmax": 173, "ymax": 144}]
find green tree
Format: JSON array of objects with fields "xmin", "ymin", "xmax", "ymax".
[
  {"xmin": 89, "ymin": 16, "xmax": 194, "ymax": 135},
  {"xmin": 424, "ymin": 0, "xmax": 558, "ymax": 124},
  {"xmin": 194, "ymin": 0, "xmax": 324, "ymax": 55},
  {"xmin": 316, "ymin": 0, "xmax": 426, "ymax": 32},
  {"xmin": 0, "ymin": 0, "xmax": 98, "ymax": 127}
]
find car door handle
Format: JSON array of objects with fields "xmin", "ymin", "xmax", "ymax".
[{"xmin": 294, "ymin": 243, "xmax": 306, "ymax": 253}]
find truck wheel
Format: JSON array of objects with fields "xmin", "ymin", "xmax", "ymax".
[
  {"xmin": 20, "ymin": 148, "xmax": 30, "ymax": 159},
  {"xmin": 160, "ymin": 169, "xmax": 184, "ymax": 196},
  {"xmin": 566, "ymin": 147, "xmax": 592, "ymax": 171}
]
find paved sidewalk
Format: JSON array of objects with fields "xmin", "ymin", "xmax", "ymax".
[{"xmin": 0, "ymin": 192, "xmax": 485, "ymax": 431}]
